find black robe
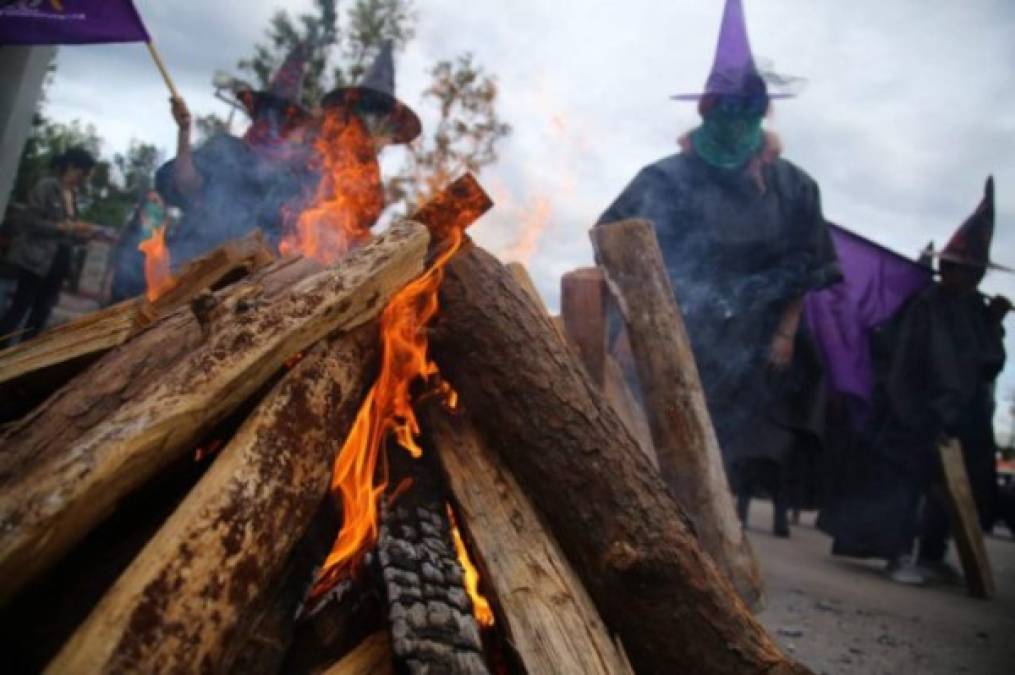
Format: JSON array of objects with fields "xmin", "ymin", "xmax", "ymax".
[
  {"xmin": 596, "ymin": 150, "xmax": 842, "ymax": 478},
  {"xmin": 155, "ymin": 134, "xmax": 317, "ymax": 267},
  {"xmin": 819, "ymin": 283, "xmax": 1006, "ymax": 559}
]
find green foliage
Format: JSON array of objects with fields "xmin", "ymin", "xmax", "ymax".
[
  {"xmin": 235, "ymin": 0, "xmax": 509, "ymax": 207},
  {"xmin": 389, "ymin": 54, "xmax": 511, "ymax": 208}
]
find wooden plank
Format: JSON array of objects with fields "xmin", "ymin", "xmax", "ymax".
[
  {"xmin": 428, "ymin": 405, "xmax": 636, "ymax": 675},
  {"xmin": 592, "ymin": 218, "xmax": 764, "ymax": 608},
  {"xmin": 0, "ymin": 231, "xmax": 274, "ymax": 387},
  {"xmin": 321, "ymin": 632, "xmax": 394, "ymax": 675},
  {"xmin": 938, "ymin": 438, "xmax": 996, "ymax": 599},
  {"xmin": 0, "ymin": 222, "xmax": 430, "ymax": 603}
]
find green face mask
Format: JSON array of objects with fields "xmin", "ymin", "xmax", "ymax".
[
  {"xmin": 140, "ymin": 199, "xmax": 166, "ymax": 236},
  {"xmin": 690, "ymin": 102, "xmax": 765, "ymax": 169}
]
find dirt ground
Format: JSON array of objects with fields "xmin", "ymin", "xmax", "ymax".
[{"xmin": 746, "ymin": 500, "xmax": 1015, "ymax": 675}]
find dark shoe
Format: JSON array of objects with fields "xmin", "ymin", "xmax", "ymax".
[
  {"xmin": 773, "ymin": 508, "xmax": 790, "ymax": 538},
  {"xmin": 736, "ymin": 495, "xmax": 750, "ymax": 526}
]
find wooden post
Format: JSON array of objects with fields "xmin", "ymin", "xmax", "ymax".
[
  {"xmin": 592, "ymin": 218, "xmax": 764, "ymax": 608},
  {"xmin": 561, "ymin": 267, "xmax": 608, "ymax": 386},
  {"xmin": 427, "ymin": 405, "xmax": 636, "ymax": 675},
  {"xmin": 938, "ymin": 438, "xmax": 995, "ymax": 598}
]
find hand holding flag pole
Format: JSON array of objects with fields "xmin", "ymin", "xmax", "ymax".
[{"xmin": 145, "ymin": 41, "xmax": 181, "ymax": 100}]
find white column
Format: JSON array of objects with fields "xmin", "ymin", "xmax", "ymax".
[{"xmin": 0, "ymin": 45, "xmax": 58, "ymax": 219}]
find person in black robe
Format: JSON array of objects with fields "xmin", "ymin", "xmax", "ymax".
[
  {"xmin": 595, "ymin": 0, "xmax": 841, "ymax": 537},
  {"xmin": 823, "ymin": 177, "xmax": 1010, "ymax": 584},
  {"xmin": 153, "ymin": 44, "xmax": 318, "ymax": 268}
]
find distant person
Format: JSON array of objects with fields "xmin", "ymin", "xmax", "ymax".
[
  {"xmin": 595, "ymin": 0, "xmax": 841, "ymax": 537},
  {"xmin": 106, "ymin": 188, "xmax": 171, "ymax": 303},
  {"xmin": 825, "ymin": 177, "xmax": 1010, "ymax": 584},
  {"xmin": 0, "ymin": 147, "xmax": 103, "ymax": 346}
]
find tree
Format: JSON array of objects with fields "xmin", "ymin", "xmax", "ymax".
[{"xmin": 232, "ymin": 0, "xmax": 510, "ymax": 210}]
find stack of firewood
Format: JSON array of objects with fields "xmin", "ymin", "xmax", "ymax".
[{"xmin": 0, "ymin": 175, "xmax": 811, "ymax": 674}]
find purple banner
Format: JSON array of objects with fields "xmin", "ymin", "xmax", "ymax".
[
  {"xmin": 804, "ymin": 224, "xmax": 932, "ymax": 406},
  {"xmin": 0, "ymin": 0, "xmax": 149, "ymax": 45}
]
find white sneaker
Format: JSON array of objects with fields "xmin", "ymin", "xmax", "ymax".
[{"xmin": 886, "ymin": 556, "xmax": 927, "ymax": 585}]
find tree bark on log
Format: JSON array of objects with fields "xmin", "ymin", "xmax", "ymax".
[
  {"xmin": 0, "ymin": 222, "xmax": 429, "ymax": 603},
  {"xmin": 505, "ymin": 261, "xmax": 568, "ymax": 346},
  {"xmin": 46, "ymin": 325, "xmax": 378, "ymax": 674},
  {"xmin": 591, "ymin": 218, "xmax": 764, "ymax": 607},
  {"xmin": 431, "ymin": 242, "xmax": 809, "ymax": 675},
  {"xmin": 427, "ymin": 405, "xmax": 636, "ymax": 675},
  {"xmin": 0, "ymin": 230, "xmax": 274, "ymax": 387}
]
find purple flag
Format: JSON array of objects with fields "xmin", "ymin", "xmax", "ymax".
[
  {"xmin": 804, "ymin": 224, "xmax": 931, "ymax": 406},
  {"xmin": 0, "ymin": 0, "xmax": 149, "ymax": 45}
]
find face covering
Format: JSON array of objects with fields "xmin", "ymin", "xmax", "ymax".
[
  {"xmin": 690, "ymin": 98, "xmax": 765, "ymax": 169},
  {"xmin": 139, "ymin": 194, "xmax": 167, "ymax": 236}
]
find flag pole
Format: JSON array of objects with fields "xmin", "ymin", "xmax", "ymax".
[{"xmin": 145, "ymin": 40, "xmax": 181, "ymax": 99}]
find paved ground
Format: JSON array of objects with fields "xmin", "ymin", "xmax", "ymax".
[{"xmin": 746, "ymin": 501, "xmax": 1015, "ymax": 675}]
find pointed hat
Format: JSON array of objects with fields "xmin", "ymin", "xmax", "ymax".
[
  {"xmin": 939, "ymin": 176, "xmax": 1012, "ymax": 272},
  {"xmin": 321, "ymin": 41, "xmax": 421, "ymax": 144},
  {"xmin": 238, "ymin": 43, "xmax": 311, "ymax": 119},
  {"xmin": 672, "ymin": 0, "xmax": 795, "ymax": 102}
]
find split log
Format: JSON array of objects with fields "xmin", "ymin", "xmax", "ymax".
[
  {"xmin": 938, "ymin": 438, "xmax": 995, "ymax": 598},
  {"xmin": 561, "ymin": 267, "xmax": 608, "ymax": 386},
  {"xmin": 427, "ymin": 405, "xmax": 635, "ymax": 675},
  {"xmin": 46, "ymin": 326, "xmax": 377, "ymax": 674},
  {"xmin": 505, "ymin": 261, "xmax": 568, "ymax": 345},
  {"xmin": 0, "ymin": 222, "xmax": 430, "ymax": 603},
  {"xmin": 592, "ymin": 218, "xmax": 764, "ymax": 607},
  {"xmin": 322, "ymin": 632, "xmax": 394, "ymax": 675},
  {"xmin": 431, "ymin": 242, "xmax": 809, "ymax": 675},
  {"xmin": 0, "ymin": 231, "xmax": 274, "ymax": 387}
]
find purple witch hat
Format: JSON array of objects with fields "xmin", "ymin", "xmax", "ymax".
[
  {"xmin": 238, "ymin": 44, "xmax": 311, "ymax": 120},
  {"xmin": 938, "ymin": 176, "xmax": 1012, "ymax": 272},
  {"xmin": 321, "ymin": 41, "xmax": 421, "ymax": 144},
  {"xmin": 672, "ymin": 0, "xmax": 795, "ymax": 101}
]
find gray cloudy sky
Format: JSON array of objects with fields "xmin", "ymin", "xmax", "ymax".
[{"xmin": 44, "ymin": 0, "xmax": 1015, "ymax": 434}]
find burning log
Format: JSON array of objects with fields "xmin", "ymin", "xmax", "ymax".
[
  {"xmin": 0, "ymin": 231, "xmax": 274, "ymax": 389},
  {"xmin": 431, "ymin": 242, "xmax": 810, "ymax": 674},
  {"xmin": 46, "ymin": 326, "xmax": 378, "ymax": 674},
  {"xmin": 427, "ymin": 405, "xmax": 635, "ymax": 675},
  {"xmin": 374, "ymin": 445, "xmax": 489, "ymax": 675},
  {"xmin": 592, "ymin": 218, "xmax": 764, "ymax": 607},
  {"xmin": 0, "ymin": 221, "xmax": 430, "ymax": 603}
]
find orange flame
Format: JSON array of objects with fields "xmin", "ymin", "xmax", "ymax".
[
  {"xmin": 279, "ymin": 109, "xmax": 383, "ymax": 264},
  {"xmin": 310, "ymin": 225, "xmax": 464, "ymax": 597},
  {"xmin": 138, "ymin": 225, "xmax": 174, "ymax": 302},
  {"xmin": 448, "ymin": 504, "xmax": 495, "ymax": 628}
]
